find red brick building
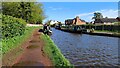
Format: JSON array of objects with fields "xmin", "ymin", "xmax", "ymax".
[{"xmin": 65, "ymin": 16, "xmax": 86, "ymax": 25}]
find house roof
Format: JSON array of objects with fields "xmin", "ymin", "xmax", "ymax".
[
  {"xmin": 80, "ymin": 19, "xmax": 86, "ymax": 22},
  {"xmin": 94, "ymin": 18, "xmax": 118, "ymax": 23},
  {"xmin": 65, "ymin": 18, "xmax": 86, "ymax": 22},
  {"xmin": 65, "ymin": 19, "xmax": 74, "ymax": 21}
]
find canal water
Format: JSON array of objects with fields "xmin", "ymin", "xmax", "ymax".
[{"xmin": 50, "ymin": 28, "xmax": 119, "ymax": 66}]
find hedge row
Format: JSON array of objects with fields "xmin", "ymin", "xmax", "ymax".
[
  {"xmin": 80, "ymin": 25, "xmax": 120, "ymax": 32},
  {"xmin": 2, "ymin": 14, "xmax": 26, "ymax": 39},
  {"xmin": 62, "ymin": 24, "xmax": 120, "ymax": 32}
]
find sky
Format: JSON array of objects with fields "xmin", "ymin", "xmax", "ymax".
[
  {"xmin": 39, "ymin": 2, "xmax": 118, "ymax": 23},
  {"xmin": 38, "ymin": 0, "xmax": 119, "ymax": 2}
]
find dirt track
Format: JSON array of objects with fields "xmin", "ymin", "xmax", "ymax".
[{"xmin": 2, "ymin": 29, "xmax": 52, "ymax": 68}]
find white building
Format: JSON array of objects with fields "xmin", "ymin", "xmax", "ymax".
[{"xmin": 50, "ymin": 20, "xmax": 58, "ymax": 25}]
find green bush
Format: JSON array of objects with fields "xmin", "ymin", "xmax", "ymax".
[
  {"xmin": 2, "ymin": 27, "xmax": 40, "ymax": 54},
  {"xmin": 2, "ymin": 14, "xmax": 26, "ymax": 39}
]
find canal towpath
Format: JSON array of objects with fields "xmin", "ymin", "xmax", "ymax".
[{"xmin": 2, "ymin": 29, "xmax": 52, "ymax": 67}]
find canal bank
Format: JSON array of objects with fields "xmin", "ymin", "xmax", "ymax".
[
  {"xmin": 57, "ymin": 28, "xmax": 120, "ymax": 38},
  {"xmin": 2, "ymin": 27, "xmax": 73, "ymax": 67},
  {"xmin": 41, "ymin": 33, "xmax": 73, "ymax": 67},
  {"xmin": 82, "ymin": 31, "xmax": 120, "ymax": 38}
]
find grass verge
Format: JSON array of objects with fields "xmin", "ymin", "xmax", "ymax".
[
  {"xmin": 95, "ymin": 30, "xmax": 120, "ymax": 33},
  {"xmin": 95, "ymin": 30, "xmax": 120, "ymax": 36},
  {"xmin": 41, "ymin": 34, "xmax": 74, "ymax": 67}
]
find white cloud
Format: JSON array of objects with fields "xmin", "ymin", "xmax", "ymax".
[
  {"xmin": 76, "ymin": 9, "xmax": 118, "ymax": 22},
  {"xmin": 77, "ymin": 12, "xmax": 94, "ymax": 17},
  {"xmin": 99, "ymin": 9, "xmax": 118, "ymax": 18},
  {"xmin": 49, "ymin": 7, "xmax": 62, "ymax": 10}
]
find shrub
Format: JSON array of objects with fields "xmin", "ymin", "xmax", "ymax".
[
  {"xmin": 2, "ymin": 27, "xmax": 40, "ymax": 54},
  {"xmin": 2, "ymin": 14, "xmax": 26, "ymax": 39}
]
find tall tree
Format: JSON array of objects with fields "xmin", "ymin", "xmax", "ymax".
[
  {"xmin": 92, "ymin": 12, "xmax": 103, "ymax": 20},
  {"xmin": 2, "ymin": 2, "xmax": 46, "ymax": 24},
  {"xmin": 29, "ymin": 3, "xmax": 46, "ymax": 24}
]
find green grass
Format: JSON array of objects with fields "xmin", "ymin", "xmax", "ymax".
[
  {"xmin": 113, "ymin": 22, "xmax": 120, "ymax": 25},
  {"xmin": 95, "ymin": 30, "xmax": 120, "ymax": 36},
  {"xmin": 41, "ymin": 34, "xmax": 74, "ymax": 67},
  {"xmin": 95, "ymin": 30, "xmax": 120, "ymax": 33},
  {"xmin": 1, "ymin": 26, "xmax": 40, "ymax": 55}
]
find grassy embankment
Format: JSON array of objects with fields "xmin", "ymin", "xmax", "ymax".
[
  {"xmin": 94, "ymin": 29, "xmax": 120, "ymax": 33},
  {"xmin": 2, "ymin": 26, "xmax": 40, "ymax": 55},
  {"xmin": 94, "ymin": 30, "xmax": 120, "ymax": 36},
  {"xmin": 41, "ymin": 34, "xmax": 74, "ymax": 67}
]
